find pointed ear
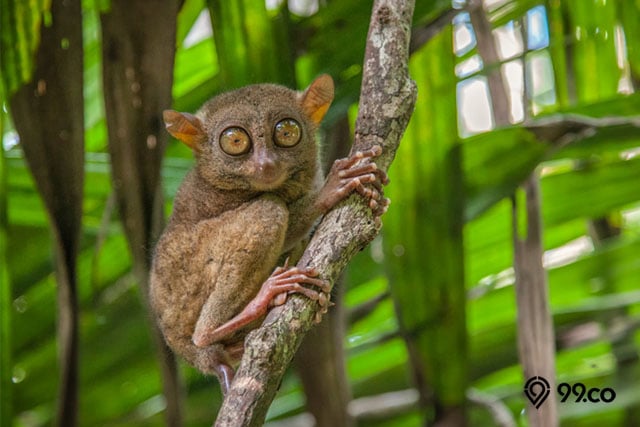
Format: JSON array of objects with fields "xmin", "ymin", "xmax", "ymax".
[
  {"xmin": 163, "ymin": 110, "xmax": 206, "ymax": 150},
  {"xmin": 298, "ymin": 74, "xmax": 334, "ymax": 125}
]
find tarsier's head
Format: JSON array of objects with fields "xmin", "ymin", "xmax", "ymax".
[{"xmin": 163, "ymin": 75, "xmax": 334, "ymax": 192}]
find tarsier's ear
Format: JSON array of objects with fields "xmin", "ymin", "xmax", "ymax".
[
  {"xmin": 298, "ymin": 74, "xmax": 334, "ymax": 125},
  {"xmin": 163, "ymin": 110, "xmax": 206, "ymax": 150}
]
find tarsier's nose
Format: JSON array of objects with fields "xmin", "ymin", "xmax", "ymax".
[{"xmin": 253, "ymin": 148, "xmax": 283, "ymax": 185}]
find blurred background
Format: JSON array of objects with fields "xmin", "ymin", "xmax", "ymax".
[{"xmin": 1, "ymin": 0, "xmax": 640, "ymax": 426}]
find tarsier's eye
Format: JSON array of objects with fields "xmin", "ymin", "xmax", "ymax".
[
  {"xmin": 219, "ymin": 127, "xmax": 251, "ymax": 155},
  {"xmin": 274, "ymin": 118, "xmax": 301, "ymax": 147}
]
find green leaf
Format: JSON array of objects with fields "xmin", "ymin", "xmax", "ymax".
[
  {"xmin": 463, "ymin": 128, "xmax": 548, "ymax": 221},
  {"xmin": 0, "ymin": 87, "xmax": 13, "ymax": 427},
  {"xmin": 542, "ymin": 157, "xmax": 640, "ymax": 227},
  {"xmin": 0, "ymin": 0, "xmax": 51, "ymax": 95},
  {"xmin": 567, "ymin": 0, "xmax": 620, "ymax": 103},
  {"xmin": 207, "ymin": 0, "xmax": 295, "ymax": 87},
  {"xmin": 619, "ymin": 0, "xmax": 640, "ymax": 83},
  {"xmin": 384, "ymin": 27, "xmax": 466, "ymax": 410}
]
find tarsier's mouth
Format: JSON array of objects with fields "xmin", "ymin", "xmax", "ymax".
[{"xmin": 248, "ymin": 171, "xmax": 288, "ymax": 191}]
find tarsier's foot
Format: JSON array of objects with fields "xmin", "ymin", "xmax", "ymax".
[
  {"xmin": 194, "ymin": 260, "xmax": 331, "ymax": 345},
  {"xmin": 319, "ymin": 145, "xmax": 390, "ymax": 219},
  {"xmin": 214, "ymin": 362, "xmax": 235, "ymax": 395},
  {"xmin": 268, "ymin": 260, "xmax": 334, "ymax": 323}
]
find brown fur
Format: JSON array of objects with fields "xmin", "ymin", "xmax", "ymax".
[{"xmin": 150, "ymin": 77, "xmax": 332, "ymax": 379}]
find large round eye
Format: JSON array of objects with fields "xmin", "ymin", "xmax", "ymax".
[
  {"xmin": 219, "ymin": 127, "xmax": 251, "ymax": 155},
  {"xmin": 274, "ymin": 119, "xmax": 301, "ymax": 147}
]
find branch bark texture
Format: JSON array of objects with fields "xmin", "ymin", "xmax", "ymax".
[{"xmin": 214, "ymin": 1, "xmax": 417, "ymax": 425}]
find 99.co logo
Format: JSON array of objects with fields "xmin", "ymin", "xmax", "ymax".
[{"xmin": 524, "ymin": 376, "xmax": 616, "ymax": 409}]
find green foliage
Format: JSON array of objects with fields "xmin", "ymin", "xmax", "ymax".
[
  {"xmin": 2, "ymin": 0, "xmax": 640, "ymax": 426},
  {"xmin": 1, "ymin": 81, "xmax": 13, "ymax": 427},
  {"xmin": 0, "ymin": 0, "xmax": 50, "ymax": 95},
  {"xmin": 207, "ymin": 0, "xmax": 295, "ymax": 87},
  {"xmin": 384, "ymin": 27, "xmax": 466, "ymax": 417}
]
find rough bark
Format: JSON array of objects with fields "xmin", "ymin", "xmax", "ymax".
[
  {"xmin": 8, "ymin": 0, "xmax": 84, "ymax": 425},
  {"xmin": 100, "ymin": 1, "xmax": 183, "ymax": 425},
  {"xmin": 214, "ymin": 1, "xmax": 417, "ymax": 425}
]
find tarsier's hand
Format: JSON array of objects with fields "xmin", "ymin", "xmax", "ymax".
[{"xmin": 317, "ymin": 145, "xmax": 390, "ymax": 220}]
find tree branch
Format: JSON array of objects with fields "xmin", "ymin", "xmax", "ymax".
[{"xmin": 213, "ymin": 1, "xmax": 417, "ymax": 425}]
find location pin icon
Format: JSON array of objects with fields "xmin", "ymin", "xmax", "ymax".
[{"xmin": 524, "ymin": 376, "xmax": 551, "ymax": 409}]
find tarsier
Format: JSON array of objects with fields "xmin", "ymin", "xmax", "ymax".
[{"xmin": 150, "ymin": 75, "xmax": 388, "ymax": 393}]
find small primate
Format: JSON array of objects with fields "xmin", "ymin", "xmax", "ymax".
[{"xmin": 150, "ymin": 75, "xmax": 388, "ymax": 393}]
